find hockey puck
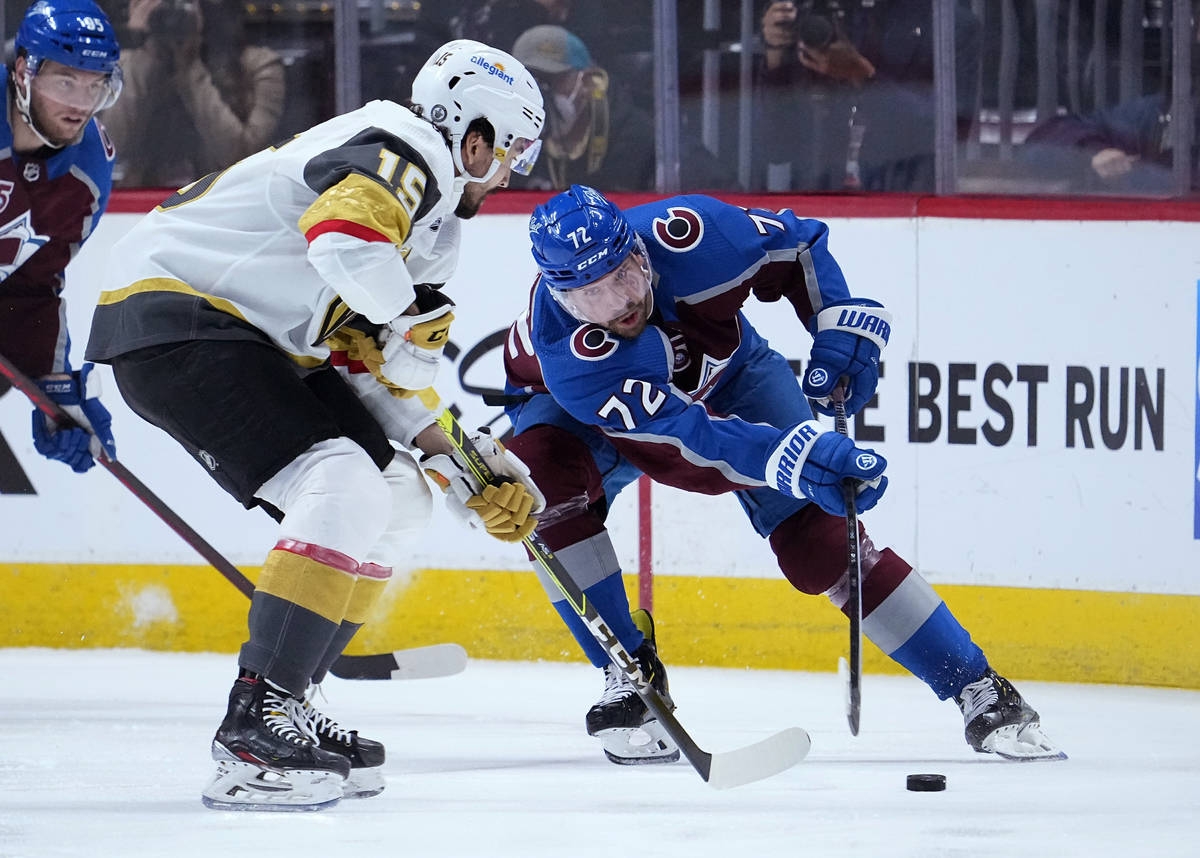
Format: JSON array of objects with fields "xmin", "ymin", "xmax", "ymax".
[{"xmin": 906, "ymin": 773, "xmax": 946, "ymax": 792}]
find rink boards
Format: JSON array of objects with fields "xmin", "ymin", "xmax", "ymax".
[{"xmin": 1, "ymin": 193, "xmax": 1197, "ymax": 688}]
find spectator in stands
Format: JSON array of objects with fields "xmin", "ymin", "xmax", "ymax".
[
  {"xmin": 756, "ymin": 0, "xmax": 980, "ymax": 192},
  {"xmin": 102, "ymin": 0, "xmax": 284, "ymax": 188},
  {"xmin": 1018, "ymin": 91, "xmax": 1198, "ymax": 196},
  {"xmin": 510, "ymin": 24, "xmax": 654, "ymax": 191}
]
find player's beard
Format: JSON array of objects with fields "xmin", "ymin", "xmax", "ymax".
[
  {"xmin": 455, "ymin": 177, "xmax": 499, "ymax": 219},
  {"xmin": 29, "ymin": 97, "xmax": 87, "ymax": 147},
  {"xmin": 604, "ymin": 293, "xmax": 653, "ymax": 340}
]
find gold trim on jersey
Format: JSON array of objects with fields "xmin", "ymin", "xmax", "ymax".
[
  {"xmin": 97, "ymin": 278, "xmax": 325, "ymax": 367},
  {"xmin": 298, "ymin": 172, "xmax": 414, "ymax": 247},
  {"xmin": 98, "ymin": 276, "xmax": 249, "ymax": 319}
]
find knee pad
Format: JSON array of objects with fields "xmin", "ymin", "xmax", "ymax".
[
  {"xmin": 769, "ymin": 506, "xmax": 858, "ymax": 595},
  {"xmin": 257, "ymin": 436, "xmax": 392, "ymax": 562},
  {"xmin": 363, "ymin": 451, "xmax": 433, "ymax": 568},
  {"xmin": 506, "ymin": 424, "xmax": 606, "ymax": 549},
  {"xmin": 769, "ymin": 506, "xmax": 914, "ymax": 617}
]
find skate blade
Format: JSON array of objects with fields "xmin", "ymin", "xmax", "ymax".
[
  {"xmin": 982, "ymin": 721, "xmax": 1068, "ymax": 762},
  {"xmin": 597, "ymin": 720, "xmax": 681, "ymax": 766},
  {"xmin": 201, "ymin": 758, "xmax": 345, "ymax": 811},
  {"xmin": 344, "ymin": 766, "xmax": 386, "ymax": 799}
]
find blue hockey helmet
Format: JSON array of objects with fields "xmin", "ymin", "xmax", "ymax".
[
  {"xmin": 530, "ymin": 184, "xmax": 637, "ymax": 290},
  {"xmin": 16, "ymin": 1, "xmax": 122, "ymax": 76},
  {"xmin": 530, "ymin": 184, "xmax": 655, "ymax": 325}
]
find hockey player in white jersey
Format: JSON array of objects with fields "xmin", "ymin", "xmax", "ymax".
[{"xmin": 85, "ymin": 40, "xmax": 547, "ymax": 811}]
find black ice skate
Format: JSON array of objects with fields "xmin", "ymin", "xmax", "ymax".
[
  {"xmin": 955, "ymin": 668, "xmax": 1067, "ymax": 761},
  {"xmin": 585, "ymin": 609, "xmax": 680, "ymax": 765},
  {"xmin": 201, "ymin": 676, "xmax": 351, "ymax": 811},
  {"xmin": 294, "ymin": 689, "xmax": 386, "ymax": 799}
]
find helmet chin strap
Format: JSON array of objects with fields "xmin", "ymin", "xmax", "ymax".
[
  {"xmin": 450, "ymin": 132, "xmax": 502, "ymax": 185},
  {"xmin": 14, "ymin": 69, "xmax": 66, "ymax": 149}
]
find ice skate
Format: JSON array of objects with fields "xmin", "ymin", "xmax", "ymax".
[
  {"xmin": 294, "ymin": 688, "xmax": 386, "ymax": 799},
  {"xmin": 585, "ymin": 610, "xmax": 680, "ymax": 766},
  {"xmin": 956, "ymin": 668, "xmax": 1067, "ymax": 761},
  {"xmin": 201, "ymin": 676, "xmax": 350, "ymax": 811}
]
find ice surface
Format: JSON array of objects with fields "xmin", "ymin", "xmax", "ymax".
[{"xmin": 1, "ymin": 649, "xmax": 1197, "ymax": 857}]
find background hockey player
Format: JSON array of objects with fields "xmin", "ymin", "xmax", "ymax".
[
  {"xmin": 85, "ymin": 40, "xmax": 547, "ymax": 811},
  {"xmin": 501, "ymin": 184, "xmax": 1065, "ymax": 766},
  {"xmin": 0, "ymin": 1, "xmax": 122, "ymax": 474}
]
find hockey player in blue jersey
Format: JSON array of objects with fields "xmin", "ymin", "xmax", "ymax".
[
  {"xmin": 0, "ymin": 1, "xmax": 122, "ymax": 474},
  {"xmin": 502, "ymin": 184, "xmax": 1064, "ymax": 764}
]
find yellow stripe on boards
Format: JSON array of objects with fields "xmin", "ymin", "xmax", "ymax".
[
  {"xmin": 1, "ymin": 564, "xmax": 1196, "ymax": 689},
  {"xmin": 256, "ymin": 549, "xmax": 355, "ymax": 623}
]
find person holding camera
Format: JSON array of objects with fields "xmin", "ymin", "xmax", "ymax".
[
  {"xmin": 756, "ymin": 0, "xmax": 979, "ymax": 193},
  {"xmin": 101, "ymin": 0, "xmax": 284, "ymax": 188}
]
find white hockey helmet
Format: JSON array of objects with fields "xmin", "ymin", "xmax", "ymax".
[{"xmin": 411, "ymin": 39, "xmax": 546, "ymax": 184}]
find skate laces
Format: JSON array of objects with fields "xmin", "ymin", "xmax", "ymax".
[
  {"xmin": 296, "ymin": 686, "xmax": 355, "ymax": 746},
  {"xmin": 261, "ymin": 690, "xmax": 313, "ymax": 746},
  {"xmin": 957, "ymin": 673, "xmax": 1000, "ymax": 724},
  {"xmin": 595, "ymin": 664, "xmax": 635, "ymax": 706}
]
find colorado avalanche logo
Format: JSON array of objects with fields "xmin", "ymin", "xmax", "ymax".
[
  {"xmin": 570, "ymin": 324, "xmax": 619, "ymax": 361},
  {"xmin": 651, "ymin": 206, "xmax": 704, "ymax": 252}
]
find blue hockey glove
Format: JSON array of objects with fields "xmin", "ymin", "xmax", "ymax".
[
  {"xmin": 765, "ymin": 420, "xmax": 888, "ymax": 516},
  {"xmin": 802, "ymin": 300, "xmax": 892, "ymax": 417},
  {"xmin": 31, "ymin": 363, "xmax": 116, "ymax": 473}
]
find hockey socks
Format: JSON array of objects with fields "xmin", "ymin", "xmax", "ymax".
[
  {"xmin": 240, "ymin": 540, "xmax": 357, "ymax": 693},
  {"xmin": 549, "ymin": 570, "xmax": 644, "ymax": 667},
  {"xmin": 863, "ymin": 571, "xmax": 988, "ymax": 700}
]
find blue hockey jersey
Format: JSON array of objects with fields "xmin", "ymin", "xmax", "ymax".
[{"xmin": 504, "ymin": 194, "xmax": 861, "ymax": 495}]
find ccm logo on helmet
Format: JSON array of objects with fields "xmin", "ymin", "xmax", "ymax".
[
  {"xmin": 652, "ymin": 206, "xmax": 704, "ymax": 252},
  {"xmin": 470, "ymin": 55, "xmax": 514, "ymax": 85},
  {"xmin": 576, "ymin": 247, "xmax": 609, "ymax": 270}
]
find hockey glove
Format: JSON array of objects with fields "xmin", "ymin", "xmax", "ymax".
[
  {"xmin": 378, "ymin": 286, "xmax": 455, "ymax": 392},
  {"xmin": 765, "ymin": 420, "xmax": 887, "ymax": 516},
  {"xmin": 802, "ymin": 299, "xmax": 892, "ymax": 417},
  {"xmin": 31, "ymin": 363, "xmax": 116, "ymax": 474},
  {"xmin": 420, "ymin": 428, "xmax": 547, "ymax": 543}
]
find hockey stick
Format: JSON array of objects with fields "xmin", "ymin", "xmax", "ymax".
[
  {"xmin": 0, "ymin": 353, "xmax": 465, "ymax": 681},
  {"xmin": 434, "ymin": 407, "xmax": 811, "ymax": 789},
  {"xmin": 832, "ymin": 387, "xmax": 862, "ymax": 736}
]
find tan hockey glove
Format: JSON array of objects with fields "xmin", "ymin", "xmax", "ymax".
[{"xmin": 420, "ymin": 428, "xmax": 546, "ymax": 543}]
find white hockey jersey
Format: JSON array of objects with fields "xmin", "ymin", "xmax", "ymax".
[{"xmin": 87, "ymin": 100, "xmax": 462, "ymax": 366}]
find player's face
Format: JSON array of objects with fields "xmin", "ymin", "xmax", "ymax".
[
  {"xmin": 559, "ymin": 251, "xmax": 653, "ymax": 338},
  {"xmin": 28, "ymin": 60, "xmax": 112, "ymax": 145}
]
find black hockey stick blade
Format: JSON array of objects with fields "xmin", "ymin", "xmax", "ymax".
[
  {"xmin": 434, "ymin": 407, "xmax": 811, "ymax": 788},
  {"xmin": 833, "ymin": 392, "xmax": 863, "ymax": 736},
  {"xmin": 1, "ymin": 353, "xmax": 467, "ymax": 681},
  {"xmin": 330, "ymin": 643, "xmax": 469, "ymax": 680}
]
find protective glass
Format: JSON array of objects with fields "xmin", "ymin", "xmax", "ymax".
[
  {"xmin": 505, "ymin": 137, "xmax": 542, "ymax": 176},
  {"xmin": 550, "ymin": 250, "xmax": 652, "ymax": 324},
  {"xmin": 31, "ymin": 63, "xmax": 122, "ymax": 113}
]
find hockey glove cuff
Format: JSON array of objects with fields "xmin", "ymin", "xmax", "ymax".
[
  {"xmin": 31, "ymin": 363, "xmax": 116, "ymax": 473},
  {"xmin": 377, "ymin": 288, "xmax": 455, "ymax": 392},
  {"xmin": 802, "ymin": 300, "xmax": 891, "ymax": 416},
  {"xmin": 765, "ymin": 420, "xmax": 887, "ymax": 515}
]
